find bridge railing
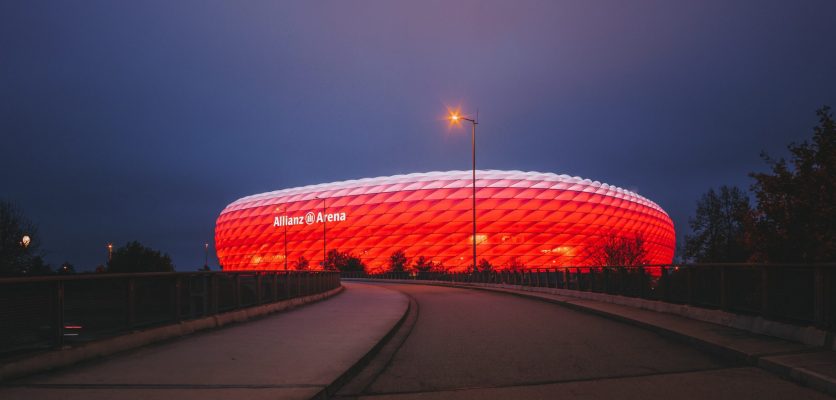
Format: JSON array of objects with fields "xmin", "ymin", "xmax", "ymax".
[
  {"xmin": 342, "ymin": 264, "xmax": 835, "ymax": 330},
  {"xmin": 0, "ymin": 270, "xmax": 341, "ymax": 357}
]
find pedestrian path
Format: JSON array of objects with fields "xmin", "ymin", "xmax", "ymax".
[
  {"xmin": 0, "ymin": 282, "xmax": 408, "ymax": 400},
  {"xmin": 349, "ymin": 278, "xmax": 836, "ymax": 398}
]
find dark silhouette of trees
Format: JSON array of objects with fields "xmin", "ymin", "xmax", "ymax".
[
  {"xmin": 58, "ymin": 262, "xmax": 76, "ymax": 274},
  {"xmin": 388, "ymin": 249, "xmax": 409, "ymax": 272},
  {"xmin": 413, "ymin": 256, "xmax": 434, "ymax": 272},
  {"xmin": 593, "ymin": 235, "xmax": 648, "ymax": 266},
  {"xmin": 684, "ymin": 186, "xmax": 752, "ymax": 262},
  {"xmin": 324, "ymin": 249, "xmax": 365, "ymax": 272},
  {"xmin": 294, "ymin": 256, "xmax": 310, "ymax": 270},
  {"xmin": 0, "ymin": 200, "xmax": 48, "ymax": 275},
  {"xmin": 24, "ymin": 256, "xmax": 52, "ymax": 275},
  {"xmin": 505, "ymin": 257, "xmax": 526, "ymax": 271},
  {"xmin": 748, "ymin": 106, "xmax": 836, "ymax": 262},
  {"xmin": 0, "ymin": 201, "xmax": 38, "ymax": 275},
  {"xmin": 475, "ymin": 258, "xmax": 494, "ymax": 273},
  {"xmin": 108, "ymin": 241, "xmax": 175, "ymax": 273}
]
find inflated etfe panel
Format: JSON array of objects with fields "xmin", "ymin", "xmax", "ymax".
[{"xmin": 215, "ymin": 170, "xmax": 675, "ymax": 272}]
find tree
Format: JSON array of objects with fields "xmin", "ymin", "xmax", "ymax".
[
  {"xmin": 593, "ymin": 234, "xmax": 648, "ymax": 266},
  {"xmin": 294, "ymin": 256, "xmax": 309, "ymax": 270},
  {"xmin": 0, "ymin": 200, "xmax": 40, "ymax": 275},
  {"xmin": 388, "ymin": 249, "xmax": 409, "ymax": 272},
  {"xmin": 108, "ymin": 241, "xmax": 175, "ymax": 273},
  {"xmin": 413, "ymin": 256, "xmax": 434, "ymax": 272},
  {"xmin": 23, "ymin": 256, "xmax": 52, "ymax": 275},
  {"xmin": 505, "ymin": 257, "xmax": 526, "ymax": 271},
  {"xmin": 684, "ymin": 186, "xmax": 751, "ymax": 262},
  {"xmin": 475, "ymin": 258, "xmax": 494, "ymax": 273},
  {"xmin": 324, "ymin": 249, "xmax": 365, "ymax": 272},
  {"xmin": 748, "ymin": 106, "xmax": 836, "ymax": 262},
  {"xmin": 58, "ymin": 262, "xmax": 76, "ymax": 275}
]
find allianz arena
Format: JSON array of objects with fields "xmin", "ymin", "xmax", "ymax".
[{"xmin": 215, "ymin": 170, "xmax": 675, "ymax": 272}]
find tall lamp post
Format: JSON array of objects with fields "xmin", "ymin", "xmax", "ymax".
[
  {"xmin": 316, "ymin": 196, "xmax": 327, "ymax": 270},
  {"xmin": 283, "ymin": 205, "xmax": 288, "ymax": 271},
  {"xmin": 449, "ymin": 111, "xmax": 478, "ymax": 272},
  {"xmin": 204, "ymin": 243, "xmax": 209, "ymax": 269}
]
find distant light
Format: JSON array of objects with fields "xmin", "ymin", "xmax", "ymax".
[{"xmin": 21, "ymin": 235, "xmax": 31, "ymax": 248}]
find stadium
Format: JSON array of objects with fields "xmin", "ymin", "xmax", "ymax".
[{"xmin": 214, "ymin": 170, "xmax": 675, "ymax": 272}]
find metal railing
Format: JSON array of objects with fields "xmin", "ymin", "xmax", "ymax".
[
  {"xmin": 0, "ymin": 270, "xmax": 341, "ymax": 357},
  {"xmin": 342, "ymin": 264, "xmax": 835, "ymax": 330}
]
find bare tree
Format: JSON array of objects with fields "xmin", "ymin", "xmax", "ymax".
[
  {"xmin": 0, "ymin": 200, "xmax": 44, "ymax": 275},
  {"xmin": 592, "ymin": 234, "xmax": 649, "ymax": 266}
]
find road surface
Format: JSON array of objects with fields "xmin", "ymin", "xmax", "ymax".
[{"xmin": 343, "ymin": 283, "xmax": 831, "ymax": 400}]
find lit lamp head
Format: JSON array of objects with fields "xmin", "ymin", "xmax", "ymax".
[{"xmin": 21, "ymin": 235, "xmax": 31, "ymax": 248}]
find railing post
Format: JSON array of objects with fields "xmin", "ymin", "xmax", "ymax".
[
  {"xmin": 256, "ymin": 273, "xmax": 263, "ymax": 304},
  {"xmin": 126, "ymin": 278, "xmax": 136, "ymax": 330},
  {"xmin": 589, "ymin": 268, "xmax": 596, "ymax": 292},
  {"xmin": 814, "ymin": 265, "xmax": 826, "ymax": 327},
  {"xmin": 234, "ymin": 274, "xmax": 242, "ymax": 309},
  {"xmin": 638, "ymin": 267, "xmax": 646, "ymax": 298},
  {"xmin": 272, "ymin": 272, "xmax": 279, "ymax": 302},
  {"xmin": 53, "ymin": 280, "xmax": 65, "ymax": 348},
  {"xmin": 686, "ymin": 266, "xmax": 695, "ymax": 306},
  {"xmin": 761, "ymin": 266, "xmax": 771, "ymax": 318},
  {"xmin": 211, "ymin": 274, "xmax": 219, "ymax": 315},
  {"xmin": 719, "ymin": 266, "xmax": 729, "ymax": 311},
  {"xmin": 602, "ymin": 268, "xmax": 608, "ymax": 293},
  {"xmin": 173, "ymin": 277, "xmax": 182, "ymax": 321}
]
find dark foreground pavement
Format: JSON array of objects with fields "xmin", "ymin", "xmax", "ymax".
[
  {"xmin": 0, "ymin": 283, "xmax": 408, "ymax": 400},
  {"xmin": 342, "ymin": 283, "xmax": 832, "ymax": 400}
]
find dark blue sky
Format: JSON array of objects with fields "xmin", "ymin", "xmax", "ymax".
[{"xmin": 2, "ymin": 1, "xmax": 835, "ymax": 270}]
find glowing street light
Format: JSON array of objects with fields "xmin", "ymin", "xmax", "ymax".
[
  {"xmin": 107, "ymin": 243, "xmax": 113, "ymax": 264},
  {"xmin": 21, "ymin": 235, "xmax": 31, "ymax": 249},
  {"xmin": 448, "ymin": 109, "xmax": 479, "ymax": 272}
]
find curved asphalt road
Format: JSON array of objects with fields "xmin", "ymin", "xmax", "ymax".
[{"xmin": 348, "ymin": 283, "xmax": 831, "ymax": 400}]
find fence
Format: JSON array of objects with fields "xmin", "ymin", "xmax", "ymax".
[
  {"xmin": 0, "ymin": 270, "xmax": 341, "ymax": 357},
  {"xmin": 342, "ymin": 264, "xmax": 835, "ymax": 330}
]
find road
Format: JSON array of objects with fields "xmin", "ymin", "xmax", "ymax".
[{"xmin": 342, "ymin": 283, "xmax": 831, "ymax": 400}]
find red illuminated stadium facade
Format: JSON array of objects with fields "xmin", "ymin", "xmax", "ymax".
[{"xmin": 214, "ymin": 170, "xmax": 675, "ymax": 272}]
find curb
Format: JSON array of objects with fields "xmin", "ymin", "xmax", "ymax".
[
  {"xmin": 346, "ymin": 279, "xmax": 836, "ymax": 397},
  {"xmin": 312, "ymin": 283, "xmax": 413, "ymax": 400},
  {"xmin": 0, "ymin": 286, "xmax": 345, "ymax": 382}
]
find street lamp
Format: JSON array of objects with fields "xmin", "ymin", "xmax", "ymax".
[
  {"xmin": 316, "ymin": 196, "xmax": 326, "ymax": 270},
  {"xmin": 449, "ymin": 110, "xmax": 478, "ymax": 273},
  {"xmin": 107, "ymin": 243, "xmax": 113, "ymax": 264},
  {"xmin": 283, "ymin": 205, "xmax": 288, "ymax": 271},
  {"xmin": 204, "ymin": 242, "xmax": 209, "ymax": 269},
  {"xmin": 21, "ymin": 235, "xmax": 31, "ymax": 249}
]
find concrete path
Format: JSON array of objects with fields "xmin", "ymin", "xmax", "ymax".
[
  {"xmin": 345, "ymin": 283, "xmax": 832, "ymax": 399},
  {"xmin": 0, "ymin": 282, "xmax": 408, "ymax": 400}
]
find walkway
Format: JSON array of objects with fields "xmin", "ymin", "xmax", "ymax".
[
  {"xmin": 339, "ymin": 283, "xmax": 832, "ymax": 399},
  {"xmin": 0, "ymin": 282, "xmax": 408, "ymax": 400}
]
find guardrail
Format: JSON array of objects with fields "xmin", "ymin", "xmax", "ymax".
[
  {"xmin": 0, "ymin": 270, "xmax": 341, "ymax": 357},
  {"xmin": 342, "ymin": 264, "xmax": 835, "ymax": 330}
]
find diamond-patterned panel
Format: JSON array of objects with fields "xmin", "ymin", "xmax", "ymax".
[{"xmin": 215, "ymin": 170, "xmax": 676, "ymax": 272}]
